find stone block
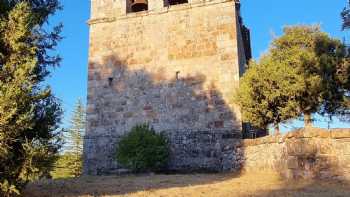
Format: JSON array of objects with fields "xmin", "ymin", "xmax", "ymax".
[
  {"xmin": 287, "ymin": 156, "xmax": 299, "ymax": 169},
  {"xmin": 242, "ymin": 129, "xmax": 350, "ymax": 181},
  {"xmin": 331, "ymin": 130, "xmax": 350, "ymax": 139}
]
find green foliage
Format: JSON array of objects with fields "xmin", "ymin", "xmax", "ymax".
[
  {"xmin": 116, "ymin": 124, "xmax": 169, "ymax": 173},
  {"xmin": 342, "ymin": 1, "xmax": 350, "ymax": 30},
  {"xmin": 50, "ymin": 99, "xmax": 85, "ymax": 179},
  {"xmin": 235, "ymin": 25, "xmax": 350, "ymax": 131},
  {"xmin": 50, "ymin": 153, "xmax": 78, "ymax": 179},
  {"xmin": 65, "ymin": 99, "xmax": 85, "ymax": 177},
  {"xmin": 341, "ymin": 1, "xmax": 350, "ymax": 121},
  {"xmin": 270, "ymin": 25, "xmax": 350, "ymax": 125},
  {"xmin": 0, "ymin": 0, "xmax": 62, "ymax": 80},
  {"xmin": 0, "ymin": 1, "xmax": 62, "ymax": 196},
  {"xmin": 235, "ymin": 55, "xmax": 304, "ymax": 133}
]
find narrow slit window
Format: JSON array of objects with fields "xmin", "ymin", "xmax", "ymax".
[{"xmin": 176, "ymin": 71, "xmax": 180, "ymax": 80}]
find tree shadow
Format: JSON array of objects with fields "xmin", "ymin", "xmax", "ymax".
[
  {"xmin": 24, "ymin": 172, "xmax": 241, "ymax": 197},
  {"xmin": 21, "ymin": 53, "xmax": 241, "ymax": 195},
  {"xmin": 25, "ymin": 39, "xmax": 350, "ymax": 197},
  {"xmin": 83, "ymin": 54, "xmax": 243, "ymax": 175},
  {"xmin": 24, "ymin": 169, "xmax": 350, "ymax": 197},
  {"xmin": 24, "ymin": 53, "xmax": 350, "ymax": 196},
  {"xmin": 241, "ymin": 128, "xmax": 350, "ymax": 197},
  {"xmin": 251, "ymin": 178, "xmax": 350, "ymax": 197},
  {"xmin": 278, "ymin": 129, "xmax": 350, "ymax": 181},
  {"xmin": 23, "ymin": 47, "xmax": 253, "ymax": 195}
]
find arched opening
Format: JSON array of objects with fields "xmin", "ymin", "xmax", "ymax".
[{"xmin": 129, "ymin": 0, "xmax": 148, "ymax": 13}]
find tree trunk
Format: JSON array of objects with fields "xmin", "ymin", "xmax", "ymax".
[
  {"xmin": 274, "ymin": 124, "xmax": 280, "ymax": 136},
  {"xmin": 304, "ymin": 113, "xmax": 313, "ymax": 128}
]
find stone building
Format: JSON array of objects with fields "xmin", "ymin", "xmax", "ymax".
[{"xmin": 84, "ymin": 0, "xmax": 251, "ymax": 175}]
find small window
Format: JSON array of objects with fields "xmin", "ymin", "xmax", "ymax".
[
  {"xmin": 128, "ymin": 0, "xmax": 148, "ymax": 13},
  {"xmin": 176, "ymin": 71, "xmax": 180, "ymax": 80},
  {"xmin": 164, "ymin": 0, "xmax": 188, "ymax": 6}
]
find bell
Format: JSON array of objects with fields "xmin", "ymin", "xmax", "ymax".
[
  {"xmin": 168, "ymin": 0, "xmax": 188, "ymax": 5},
  {"xmin": 131, "ymin": 0, "xmax": 148, "ymax": 12}
]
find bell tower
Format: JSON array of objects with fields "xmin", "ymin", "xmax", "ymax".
[{"xmin": 84, "ymin": 0, "xmax": 251, "ymax": 175}]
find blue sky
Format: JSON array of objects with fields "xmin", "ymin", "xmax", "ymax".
[{"xmin": 47, "ymin": 0, "xmax": 350, "ymax": 131}]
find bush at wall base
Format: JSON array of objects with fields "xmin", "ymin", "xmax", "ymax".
[{"xmin": 116, "ymin": 124, "xmax": 169, "ymax": 173}]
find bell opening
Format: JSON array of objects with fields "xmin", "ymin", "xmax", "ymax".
[
  {"xmin": 131, "ymin": 4, "xmax": 148, "ymax": 12},
  {"xmin": 168, "ymin": 0, "xmax": 188, "ymax": 5},
  {"xmin": 130, "ymin": 0, "xmax": 148, "ymax": 12}
]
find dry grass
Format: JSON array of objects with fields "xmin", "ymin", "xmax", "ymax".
[{"xmin": 24, "ymin": 171, "xmax": 350, "ymax": 197}]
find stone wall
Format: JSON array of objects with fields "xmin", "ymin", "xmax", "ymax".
[
  {"xmin": 84, "ymin": 129, "xmax": 242, "ymax": 175},
  {"xmin": 242, "ymin": 128, "xmax": 350, "ymax": 180},
  {"xmin": 84, "ymin": 0, "xmax": 249, "ymax": 175},
  {"xmin": 165, "ymin": 129, "xmax": 242, "ymax": 172}
]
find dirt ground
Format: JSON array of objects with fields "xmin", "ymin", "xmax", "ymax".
[{"xmin": 24, "ymin": 171, "xmax": 350, "ymax": 197}]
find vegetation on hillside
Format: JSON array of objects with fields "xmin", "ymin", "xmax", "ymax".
[{"xmin": 0, "ymin": 0, "xmax": 62, "ymax": 196}]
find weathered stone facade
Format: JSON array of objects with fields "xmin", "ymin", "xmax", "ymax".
[
  {"xmin": 242, "ymin": 128, "xmax": 350, "ymax": 181},
  {"xmin": 84, "ymin": 0, "xmax": 250, "ymax": 175},
  {"xmin": 165, "ymin": 129, "xmax": 243, "ymax": 172}
]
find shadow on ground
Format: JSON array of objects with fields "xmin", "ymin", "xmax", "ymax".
[
  {"xmin": 24, "ymin": 53, "xmax": 246, "ymax": 196},
  {"xmin": 24, "ymin": 172, "xmax": 238, "ymax": 196},
  {"xmin": 252, "ymin": 178, "xmax": 350, "ymax": 197},
  {"xmin": 24, "ymin": 54, "xmax": 350, "ymax": 197},
  {"xmin": 24, "ymin": 171, "xmax": 350, "ymax": 197}
]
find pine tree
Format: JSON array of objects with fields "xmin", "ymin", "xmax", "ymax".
[
  {"xmin": 340, "ymin": 1, "xmax": 350, "ymax": 121},
  {"xmin": 342, "ymin": 0, "xmax": 350, "ymax": 30},
  {"xmin": 66, "ymin": 99, "xmax": 86, "ymax": 177},
  {"xmin": 0, "ymin": 1, "xmax": 62, "ymax": 196}
]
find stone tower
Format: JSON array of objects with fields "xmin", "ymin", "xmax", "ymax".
[{"xmin": 84, "ymin": 0, "xmax": 251, "ymax": 175}]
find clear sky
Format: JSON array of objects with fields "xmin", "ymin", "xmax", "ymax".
[{"xmin": 47, "ymin": 0, "xmax": 350, "ymax": 131}]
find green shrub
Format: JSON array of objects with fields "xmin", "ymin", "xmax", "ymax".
[{"xmin": 116, "ymin": 124, "xmax": 169, "ymax": 172}]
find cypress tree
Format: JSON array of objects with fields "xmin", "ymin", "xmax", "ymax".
[
  {"xmin": 0, "ymin": 1, "xmax": 62, "ymax": 196},
  {"xmin": 66, "ymin": 99, "xmax": 85, "ymax": 177}
]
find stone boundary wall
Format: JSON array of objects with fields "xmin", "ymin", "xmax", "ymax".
[
  {"xmin": 242, "ymin": 128, "xmax": 350, "ymax": 180},
  {"xmin": 84, "ymin": 129, "xmax": 243, "ymax": 175},
  {"xmin": 165, "ymin": 129, "xmax": 242, "ymax": 172}
]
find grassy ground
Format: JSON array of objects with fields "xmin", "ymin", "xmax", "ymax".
[{"xmin": 24, "ymin": 171, "xmax": 350, "ymax": 197}]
